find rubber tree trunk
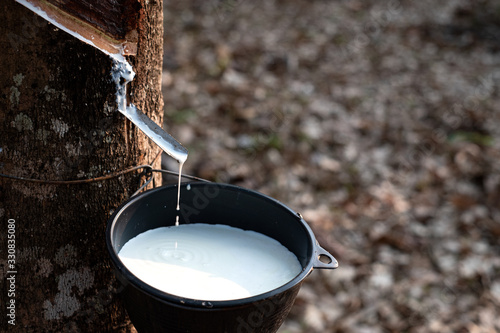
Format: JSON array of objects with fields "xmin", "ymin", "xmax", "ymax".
[{"xmin": 0, "ymin": 1, "xmax": 163, "ymax": 331}]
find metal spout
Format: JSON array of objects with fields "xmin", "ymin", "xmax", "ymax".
[
  {"xmin": 113, "ymin": 60, "xmax": 188, "ymax": 164},
  {"xmin": 122, "ymin": 107, "xmax": 188, "ymax": 164}
]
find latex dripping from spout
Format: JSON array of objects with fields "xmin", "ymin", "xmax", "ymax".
[
  {"xmin": 111, "ymin": 59, "xmax": 187, "ymax": 227},
  {"xmin": 111, "ymin": 59, "xmax": 188, "ymax": 164}
]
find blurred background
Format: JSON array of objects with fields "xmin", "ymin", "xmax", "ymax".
[{"xmin": 160, "ymin": 1, "xmax": 500, "ymax": 332}]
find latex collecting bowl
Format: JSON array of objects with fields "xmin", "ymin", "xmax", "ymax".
[{"xmin": 106, "ymin": 182, "xmax": 338, "ymax": 333}]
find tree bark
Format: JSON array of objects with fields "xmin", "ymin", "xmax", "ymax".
[{"xmin": 0, "ymin": 0, "xmax": 163, "ymax": 331}]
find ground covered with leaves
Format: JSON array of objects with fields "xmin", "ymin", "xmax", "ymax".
[{"xmin": 161, "ymin": 1, "xmax": 500, "ymax": 332}]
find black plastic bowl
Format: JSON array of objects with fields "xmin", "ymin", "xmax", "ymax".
[{"xmin": 106, "ymin": 182, "xmax": 338, "ymax": 333}]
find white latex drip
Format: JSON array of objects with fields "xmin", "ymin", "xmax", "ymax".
[{"xmin": 16, "ymin": 0, "xmax": 188, "ymax": 227}]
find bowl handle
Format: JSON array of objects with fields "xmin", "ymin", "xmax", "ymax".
[{"xmin": 313, "ymin": 241, "xmax": 339, "ymax": 269}]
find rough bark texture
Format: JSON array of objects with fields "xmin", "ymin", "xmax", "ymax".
[{"xmin": 0, "ymin": 0, "xmax": 163, "ymax": 331}]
